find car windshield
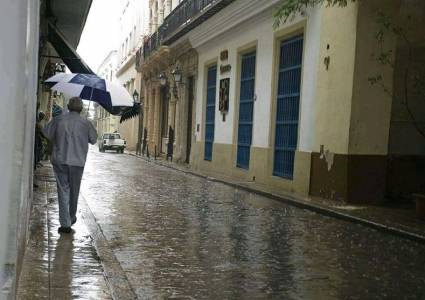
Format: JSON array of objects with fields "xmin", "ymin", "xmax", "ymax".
[{"xmin": 104, "ymin": 134, "xmax": 121, "ymax": 139}]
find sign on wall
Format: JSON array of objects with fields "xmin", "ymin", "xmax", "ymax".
[
  {"xmin": 219, "ymin": 78, "xmax": 230, "ymax": 114},
  {"xmin": 220, "ymin": 64, "xmax": 231, "ymax": 74},
  {"xmin": 220, "ymin": 50, "xmax": 228, "ymax": 61}
]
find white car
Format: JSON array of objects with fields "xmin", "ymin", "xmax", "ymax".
[{"xmin": 99, "ymin": 133, "xmax": 126, "ymax": 153}]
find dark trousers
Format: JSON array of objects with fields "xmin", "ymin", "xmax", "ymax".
[
  {"xmin": 52, "ymin": 164, "xmax": 84, "ymax": 227},
  {"xmin": 34, "ymin": 135, "xmax": 43, "ymax": 169}
]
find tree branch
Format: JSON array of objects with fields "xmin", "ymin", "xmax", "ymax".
[{"xmin": 403, "ymin": 43, "xmax": 425, "ymax": 138}]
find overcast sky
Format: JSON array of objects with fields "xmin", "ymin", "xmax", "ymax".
[{"xmin": 77, "ymin": 0, "xmax": 120, "ymax": 73}]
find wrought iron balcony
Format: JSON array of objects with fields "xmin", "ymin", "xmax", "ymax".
[
  {"xmin": 143, "ymin": 31, "xmax": 161, "ymax": 60},
  {"xmin": 140, "ymin": 0, "xmax": 235, "ymax": 63}
]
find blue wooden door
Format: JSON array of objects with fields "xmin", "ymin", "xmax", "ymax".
[
  {"xmin": 273, "ymin": 36, "xmax": 303, "ymax": 179},
  {"xmin": 204, "ymin": 65, "xmax": 217, "ymax": 161},
  {"xmin": 237, "ymin": 51, "xmax": 256, "ymax": 169}
]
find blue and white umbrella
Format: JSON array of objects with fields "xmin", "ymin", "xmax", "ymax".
[{"xmin": 45, "ymin": 73, "xmax": 134, "ymax": 115}]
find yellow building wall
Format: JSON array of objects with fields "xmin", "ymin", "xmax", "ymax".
[{"xmin": 312, "ymin": 3, "xmax": 359, "ymax": 155}]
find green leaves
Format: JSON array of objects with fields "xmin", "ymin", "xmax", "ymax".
[{"xmin": 274, "ymin": 0, "xmax": 355, "ymax": 28}]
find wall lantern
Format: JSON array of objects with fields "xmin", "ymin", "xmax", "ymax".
[
  {"xmin": 133, "ymin": 90, "xmax": 140, "ymax": 103},
  {"xmin": 55, "ymin": 63, "xmax": 66, "ymax": 73},
  {"xmin": 171, "ymin": 66, "xmax": 182, "ymax": 84},
  {"xmin": 159, "ymin": 72, "xmax": 168, "ymax": 86}
]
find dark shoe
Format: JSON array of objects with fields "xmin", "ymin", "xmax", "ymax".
[
  {"xmin": 58, "ymin": 227, "xmax": 72, "ymax": 234},
  {"xmin": 71, "ymin": 217, "xmax": 77, "ymax": 225}
]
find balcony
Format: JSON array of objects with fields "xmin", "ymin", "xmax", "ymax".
[{"xmin": 138, "ymin": 0, "xmax": 235, "ymax": 66}]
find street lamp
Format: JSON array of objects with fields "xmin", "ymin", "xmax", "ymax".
[
  {"xmin": 132, "ymin": 89, "xmax": 144, "ymax": 156},
  {"xmin": 55, "ymin": 63, "xmax": 66, "ymax": 73},
  {"xmin": 133, "ymin": 90, "xmax": 140, "ymax": 103},
  {"xmin": 159, "ymin": 72, "xmax": 167, "ymax": 86},
  {"xmin": 171, "ymin": 66, "xmax": 182, "ymax": 84},
  {"xmin": 171, "ymin": 66, "xmax": 183, "ymax": 100}
]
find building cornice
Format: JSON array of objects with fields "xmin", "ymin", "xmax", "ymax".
[
  {"xmin": 188, "ymin": 0, "xmax": 280, "ymax": 49},
  {"xmin": 140, "ymin": 46, "xmax": 171, "ymax": 76},
  {"xmin": 97, "ymin": 50, "xmax": 117, "ymax": 73},
  {"xmin": 116, "ymin": 52, "xmax": 136, "ymax": 77}
]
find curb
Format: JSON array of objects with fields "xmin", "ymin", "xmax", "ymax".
[
  {"xmin": 126, "ymin": 152, "xmax": 425, "ymax": 245},
  {"xmin": 80, "ymin": 194, "xmax": 138, "ymax": 300}
]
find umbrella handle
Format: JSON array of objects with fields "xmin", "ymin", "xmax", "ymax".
[{"xmin": 86, "ymin": 100, "xmax": 91, "ymax": 118}]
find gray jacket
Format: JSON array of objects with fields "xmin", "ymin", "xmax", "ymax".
[{"xmin": 43, "ymin": 111, "xmax": 97, "ymax": 167}]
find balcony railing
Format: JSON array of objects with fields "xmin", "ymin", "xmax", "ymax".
[
  {"xmin": 143, "ymin": 31, "xmax": 161, "ymax": 60},
  {"xmin": 140, "ymin": 0, "xmax": 235, "ymax": 62}
]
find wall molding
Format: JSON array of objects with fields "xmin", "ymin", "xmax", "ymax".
[{"xmin": 188, "ymin": 0, "xmax": 281, "ymax": 49}]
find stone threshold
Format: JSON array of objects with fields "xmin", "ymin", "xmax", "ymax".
[{"xmin": 127, "ymin": 151, "xmax": 425, "ymax": 244}]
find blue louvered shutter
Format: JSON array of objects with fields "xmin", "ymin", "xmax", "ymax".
[
  {"xmin": 204, "ymin": 65, "xmax": 217, "ymax": 161},
  {"xmin": 237, "ymin": 51, "xmax": 256, "ymax": 169},
  {"xmin": 273, "ymin": 36, "xmax": 303, "ymax": 179}
]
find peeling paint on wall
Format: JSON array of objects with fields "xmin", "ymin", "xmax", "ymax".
[{"xmin": 320, "ymin": 146, "xmax": 334, "ymax": 171}]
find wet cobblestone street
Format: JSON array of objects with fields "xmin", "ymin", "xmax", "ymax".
[{"xmin": 81, "ymin": 149, "xmax": 425, "ymax": 300}]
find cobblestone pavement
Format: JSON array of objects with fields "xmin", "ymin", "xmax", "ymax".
[
  {"xmin": 81, "ymin": 148, "xmax": 425, "ymax": 300},
  {"xmin": 17, "ymin": 166, "xmax": 112, "ymax": 300},
  {"xmin": 126, "ymin": 151, "xmax": 425, "ymax": 242}
]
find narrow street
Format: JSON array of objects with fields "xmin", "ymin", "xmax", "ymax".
[{"xmin": 79, "ymin": 148, "xmax": 425, "ymax": 299}]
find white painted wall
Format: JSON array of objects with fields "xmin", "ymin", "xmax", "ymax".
[
  {"xmin": 118, "ymin": 0, "xmax": 149, "ymax": 65},
  {"xmin": 97, "ymin": 51, "xmax": 120, "ymax": 137},
  {"xmin": 0, "ymin": 0, "xmax": 39, "ymax": 297},
  {"xmin": 192, "ymin": 1, "xmax": 321, "ymax": 152},
  {"xmin": 117, "ymin": 64, "xmax": 137, "ymax": 86},
  {"xmin": 98, "ymin": 51, "xmax": 118, "ymax": 82}
]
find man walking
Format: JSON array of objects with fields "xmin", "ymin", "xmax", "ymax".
[{"xmin": 43, "ymin": 97, "xmax": 97, "ymax": 234}]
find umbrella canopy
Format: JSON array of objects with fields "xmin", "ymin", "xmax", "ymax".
[{"xmin": 45, "ymin": 73, "xmax": 134, "ymax": 115}]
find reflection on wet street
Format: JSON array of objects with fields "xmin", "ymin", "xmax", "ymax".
[
  {"xmin": 82, "ymin": 149, "xmax": 425, "ymax": 299},
  {"xmin": 17, "ymin": 172, "xmax": 112, "ymax": 300}
]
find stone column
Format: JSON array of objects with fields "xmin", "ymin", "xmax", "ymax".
[
  {"xmin": 174, "ymin": 75, "xmax": 189, "ymax": 162},
  {"xmin": 149, "ymin": 7, "xmax": 152, "ymax": 34},
  {"xmin": 148, "ymin": 86, "xmax": 156, "ymax": 149},
  {"xmin": 143, "ymin": 81, "xmax": 149, "ymax": 130},
  {"xmin": 153, "ymin": 0, "xmax": 158, "ymax": 32},
  {"xmin": 153, "ymin": 85, "xmax": 161, "ymax": 152},
  {"xmin": 164, "ymin": 0, "xmax": 172, "ymax": 17},
  {"xmin": 174, "ymin": 86, "xmax": 181, "ymax": 160},
  {"xmin": 158, "ymin": 0, "xmax": 164, "ymax": 25}
]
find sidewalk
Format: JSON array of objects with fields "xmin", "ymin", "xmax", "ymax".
[
  {"xmin": 127, "ymin": 151, "xmax": 425, "ymax": 244},
  {"xmin": 17, "ymin": 164, "xmax": 112, "ymax": 300}
]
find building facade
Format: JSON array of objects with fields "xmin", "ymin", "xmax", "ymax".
[
  {"xmin": 137, "ymin": 0, "xmax": 425, "ymax": 204},
  {"xmin": 0, "ymin": 0, "xmax": 92, "ymax": 297},
  {"xmin": 116, "ymin": 0, "xmax": 149, "ymax": 151},
  {"xmin": 136, "ymin": 0, "xmax": 199, "ymax": 162},
  {"xmin": 94, "ymin": 51, "xmax": 120, "ymax": 138}
]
